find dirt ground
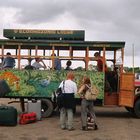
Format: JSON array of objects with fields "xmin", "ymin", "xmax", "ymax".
[{"xmin": 0, "ymin": 98, "xmax": 140, "ymax": 140}]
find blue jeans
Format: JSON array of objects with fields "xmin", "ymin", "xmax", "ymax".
[{"xmin": 81, "ymin": 99, "xmax": 96, "ymax": 127}]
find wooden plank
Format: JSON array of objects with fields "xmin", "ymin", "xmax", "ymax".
[{"xmin": 119, "ymin": 91, "xmax": 134, "ymax": 107}]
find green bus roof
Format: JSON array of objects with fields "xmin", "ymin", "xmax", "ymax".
[{"xmin": 3, "ymin": 29, "xmax": 85, "ymax": 41}]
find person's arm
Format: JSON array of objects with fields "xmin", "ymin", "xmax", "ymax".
[
  {"xmin": 13, "ymin": 58, "xmax": 15, "ymax": 67},
  {"xmin": 1, "ymin": 58, "xmax": 5, "ymax": 68},
  {"xmin": 77, "ymin": 85, "xmax": 86, "ymax": 98},
  {"xmin": 41, "ymin": 60, "xmax": 47, "ymax": 69},
  {"xmin": 58, "ymin": 81, "xmax": 63, "ymax": 88},
  {"xmin": 73, "ymin": 83, "xmax": 77, "ymax": 94},
  {"xmin": 78, "ymin": 85, "xmax": 85, "ymax": 94}
]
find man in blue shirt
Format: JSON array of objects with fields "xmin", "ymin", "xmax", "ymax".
[{"xmin": 2, "ymin": 52, "xmax": 15, "ymax": 69}]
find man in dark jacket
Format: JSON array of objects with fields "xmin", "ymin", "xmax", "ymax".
[{"xmin": 2, "ymin": 52, "xmax": 15, "ymax": 69}]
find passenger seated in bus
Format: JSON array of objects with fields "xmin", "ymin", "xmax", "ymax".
[
  {"xmin": 2, "ymin": 52, "xmax": 15, "ymax": 69},
  {"xmin": 32, "ymin": 57, "xmax": 47, "ymax": 70},
  {"xmin": 51, "ymin": 53, "xmax": 61, "ymax": 70},
  {"xmin": 65, "ymin": 60, "xmax": 72, "ymax": 70}
]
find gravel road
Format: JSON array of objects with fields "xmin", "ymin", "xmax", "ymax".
[{"xmin": 0, "ymin": 99, "xmax": 140, "ymax": 140}]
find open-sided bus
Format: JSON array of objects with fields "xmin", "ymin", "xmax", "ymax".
[{"xmin": 0, "ymin": 29, "xmax": 140, "ymax": 118}]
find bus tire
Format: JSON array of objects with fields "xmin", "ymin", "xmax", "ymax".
[
  {"xmin": 134, "ymin": 99, "xmax": 140, "ymax": 118},
  {"xmin": 41, "ymin": 99, "xmax": 54, "ymax": 118}
]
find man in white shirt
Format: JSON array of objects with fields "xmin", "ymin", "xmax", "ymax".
[{"xmin": 32, "ymin": 57, "xmax": 47, "ymax": 70}]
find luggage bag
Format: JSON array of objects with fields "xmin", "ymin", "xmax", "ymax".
[
  {"xmin": 27, "ymin": 100, "xmax": 41, "ymax": 120},
  {"xmin": 19, "ymin": 112, "xmax": 37, "ymax": 124},
  {"xmin": 0, "ymin": 106, "xmax": 17, "ymax": 126}
]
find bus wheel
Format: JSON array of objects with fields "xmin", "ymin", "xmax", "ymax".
[
  {"xmin": 134, "ymin": 99, "xmax": 140, "ymax": 118},
  {"xmin": 41, "ymin": 99, "xmax": 54, "ymax": 118},
  {"xmin": 125, "ymin": 107, "xmax": 134, "ymax": 113}
]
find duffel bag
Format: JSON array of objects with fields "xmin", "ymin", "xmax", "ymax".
[
  {"xmin": 19, "ymin": 112, "xmax": 37, "ymax": 125},
  {"xmin": 0, "ymin": 106, "xmax": 17, "ymax": 126}
]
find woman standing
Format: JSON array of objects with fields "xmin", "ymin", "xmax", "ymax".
[
  {"xmin": 58, "ymin": 72, "xmax": 77, "ymax": 131},
  {"xmin": 78, "ymin": 76, "xmax": 98, "ymax": 131}
]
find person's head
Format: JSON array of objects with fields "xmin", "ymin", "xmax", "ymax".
[
  {"xmin": 6, "ymin": 52, "xmax": 11, "ymax": 56},
  {"xmin": 51, "ymin": 53, "xmax": 56, "ymax": 56},
  {"xmin": 35, "ymin": 57, "xmax": 42, "ymax": 62},
  {"xmin": 66, "ymin": 71, "xmax": 75, "ymax": 80},
  {"xmin": 94, "ymin": 52, "xmax": 100, "ymax": 58},
  {"xmin": 82, "ymin": 76, "xmax": 91, "ymax": 85},
  {"xmin": 66, "ymin": 60, "xmax": 72, "ymax": 67}
]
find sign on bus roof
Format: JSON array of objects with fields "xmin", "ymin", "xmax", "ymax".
[{"xmin": 3, "ymin": 29, "xmax": 85, "ymax": 41}]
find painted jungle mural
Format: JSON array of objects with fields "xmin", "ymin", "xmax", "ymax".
[{"xmin": 0, "ymin": 70, "xmax": 104, "ymax": 99}]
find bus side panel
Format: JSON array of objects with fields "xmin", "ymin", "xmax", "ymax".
[{"xmin": 0, "ymin": 70, "xmax": 104, "ymax": 100}]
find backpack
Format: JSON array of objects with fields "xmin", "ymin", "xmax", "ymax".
[
  {"xmin": 51, "ymin": 81, "xmax": 65, "ymax": 104},
  {"xmin": 85, "ymin": 84, "xmax": 99, "ymax": 101}
]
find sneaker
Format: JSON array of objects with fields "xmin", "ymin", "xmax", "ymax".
[
  {"xmin": 61, "ymin": 125, "xmax": 66, "ymax": 130},
  {"xmin": 61, "ymin": 127, "xmax": 66, "ymax": 130},
  {"xmin": 68, "ymin": 127, "xmax": 75, "ymax": 131},
  {"xmin": 82, "ymin": 126, "xmax": 88, "ymax": 131},
  {"xmin": 94, "ymin": 124, "xmax": 98, "ymax": 130}
]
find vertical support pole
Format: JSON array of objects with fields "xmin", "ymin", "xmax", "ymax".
[
  {"xmin": 69, "ymin": 46, "xmax": 73, "ymax": 59},
  {"xmin": 121, "ymin": 48, "xmax": 124, "ymax": 73},
  {"xmin": 114, "ymin": 50, "xmax": 116, "ymax": 70},
  {"xmin": 85, "ymin": 47, "xmax": 89, "ymax": 70},
  {"xmin": 17, "ymin": 45, "xmax": 21, "ymax": 69},
  {"xmin": 1, "ymin": 45, "xmax": 4, "ymax": 61},
  {"xmin": 35, "ymin": 45, "xmax": 38, "ymax": 57},
  {"xmin": 132, "ymin": 44, "xmax": 134, "ymax": 73},
  {"xmin": 28, "ymin": 49, "xmax": 32, "ymax": 65},
  {"xmin": 103, "ymin": 47, "xmax": 106, "ymax": 72},
  {"xmin": 52, "ymin": 46, "xmax": 55, "ymax": 70}
]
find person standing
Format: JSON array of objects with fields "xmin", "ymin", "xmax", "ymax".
[
  {"xmin": 32, "ymin": 57, "xmax": 47, "ymax": 70},
  {"xmin": 94, "ymin": 52, "xmax": 112, "ymax": 94},
  {"xmin": 58, "ymin": 72, "xmax": 77, "ymax": 131},
  {"xmin": 94, "ymin": 52, "xmax": 108, "ymax": 72},
  {"xmin": 2, "ymin": 52, "xmax": 15, "ymax": 69},
  {"xmin": 51, "ymin": 53, "xmax": 61, "ymax": 70},
  {"xmin": 78, "ymin": 76, "xmax": 98, "ymax": 131}
]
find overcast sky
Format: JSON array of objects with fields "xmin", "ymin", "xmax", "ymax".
[{"xmin": 0, "ymin": 0, "xmax": 140, "ymax": 67}]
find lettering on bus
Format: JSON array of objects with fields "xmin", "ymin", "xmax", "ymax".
[
  {"xmin": 49, "ymin": 43, "xmax": 69, "ymax": 46},
  {"xmin": 92, "ymin": 44, "xmax": 111, "ymax": 47},
  {"xmin": 6, "ymin": 43, "xmax": 23, "ymax": 46},
  {"xmin": 13, "ymin": 29, "xmax": 74, "ymax": 35}
]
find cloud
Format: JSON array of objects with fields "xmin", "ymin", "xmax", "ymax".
[{"xmin": 0, "ymin": 0, "xmax": 140, "ymax": 66}]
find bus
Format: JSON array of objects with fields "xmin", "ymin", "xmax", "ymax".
[{"xmin": 0, "ymin": 29, "xmax": 140, "ymax": 118}]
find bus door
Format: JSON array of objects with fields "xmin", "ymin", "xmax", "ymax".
[{"xmin": 119, "ymin": 73, "xmax": 135, "ymax": 107}]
